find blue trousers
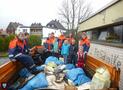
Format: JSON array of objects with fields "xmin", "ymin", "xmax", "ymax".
[
  {"xmin": 63, "ymin": 55, "xmax": 68, "ymax": 64},
  {"xmin": 15, "ymin": 54, "xmax": 35, "ymax": 71}
]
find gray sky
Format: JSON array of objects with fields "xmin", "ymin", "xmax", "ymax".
[{"xmin": 0, "ymin": 0, "xmax": 113, "ymax": 29}]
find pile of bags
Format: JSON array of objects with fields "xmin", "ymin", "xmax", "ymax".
[{"xmin": 17, "ymin": 56, "xmax": 91, "ymax": 90}]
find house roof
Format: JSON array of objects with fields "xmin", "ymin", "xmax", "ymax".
[
  {"xmin": 30, "ymin": 23, "xmax": 42, "ymax": 28},
  {"xmin": 46, "ymin": 20, "xmax": 66, "ymax": 30},
  {"xmin": 19, "ymin": 25, "xmax": 30, "ymax": 28},
  {"xmin": 6, "ymin": 22, "xmax": 23, "ymax": 30}
]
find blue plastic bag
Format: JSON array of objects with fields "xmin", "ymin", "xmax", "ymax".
[
  {"xmin": 65, "ymin": 64, "xmax": 75, "ymax": 70},
  {"xmin": 66, "ymin": 68, "xmax": 90, "ymax": 86},
  {"xmin": 36, "ymin": 65, "xmax": 45, "ymax": 71},
  {"xmin": 19, "ymin": 73, "xmax": 48, "ymax": 90},
  {"xmin": 66, "ymin": 68, "xmax": 85, "ymax": 81},
  {"xmin": 45, "ymin": 56, "xmax": 64, "ymax": 65},
  {"xmin": 19, "ymin": 68, "xmax": 32, "ymax": 78},
  {"xmin": 74, "ymin": 74, "xmax": 91, "ymax": 86}
]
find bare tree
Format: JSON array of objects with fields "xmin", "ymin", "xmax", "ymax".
[
  {"xmin": 59, "ymin": 0, "xmax": 70, "ymax": 30},
  {"xmin": 59, "ymin": 0, "xmax": 92, "ymax": 33}
]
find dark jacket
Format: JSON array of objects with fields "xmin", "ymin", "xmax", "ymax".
[{"xmin": 69, "ymin": 44, "xmax": 78, "ymax": 56}]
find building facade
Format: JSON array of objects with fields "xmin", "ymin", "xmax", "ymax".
[
  {"xmin": 15, "ymin": 25, "xmax": 30, "ymax": 35},
  {"xmin": 6, "ymin": 22, "xmax": 23, "ymax": 34},
  {"xmin": 78, "ymin": 0, "xmax": 123, "ymax": 89},
  {"xmin": 30, "ymin": 23, "xmax": 42, "ymax": 35}
]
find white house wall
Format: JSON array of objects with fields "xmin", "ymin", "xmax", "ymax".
[{"xmin": 16, "ymin": 27, "xmax": 30, "ymax": 35}]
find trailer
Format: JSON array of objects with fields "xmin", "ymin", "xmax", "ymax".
[{"xmin": 0, "ymin": 46, "xmax": 120, "ymax": 90}]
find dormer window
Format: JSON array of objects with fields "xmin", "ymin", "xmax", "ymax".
[{"xmin": 52, "ymin": 25, "xmax": 54, "ymax": 28}]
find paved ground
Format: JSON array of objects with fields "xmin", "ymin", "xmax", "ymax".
[{"xmin": 0, "ymin": 57, "xmax": 9, "ymax": 66}]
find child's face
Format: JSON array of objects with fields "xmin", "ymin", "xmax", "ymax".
[
  {"xmin": 79, "ymin": 46, "xmax": 83, "ymax": 52},
  {"xmin": 71, "ymin": 40, "xmax": 75, "ymax": 45},
  {"xmin": 51, "ymin": 33, "xmax": 54, "ymax": 37},
  {"xmin": 64, "ymin": 40, "xmax": 68, "ymax": 44},
  {"xmin": 26, "ymin": 35, "xmax": 30, "ymax": 39},
  {"xmin": 82, "ymin": 34, "xmax": 86, "ymax": 39}
]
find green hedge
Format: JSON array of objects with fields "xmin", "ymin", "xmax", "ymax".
[
  {"xmin": 0, "ymin": 35, "xmax": 15, "ymax": 52},
  {"xmin": 29, "ymin": 35, "xmax": 42, "ymax": 48},
  {"xmin": 0, "ymin": 37, "xmax": 4, "ymax": 51},
  {"xmin": 0, "ymin": 35, "xmax": 42, "ymax": 52}
]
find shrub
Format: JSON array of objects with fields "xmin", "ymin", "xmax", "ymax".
[
  {"xmin": 4, "ymin": 35, "xmax": 15, "ymax": 51},
  {"xmin": 0, "ymin": 35, "xmax": 42, "ymax": 52},
  {"xmin": 0, "ymin": 37, "xmax": 4, "ymax": 51},
  {"xmin": 29, "ymin": 35, "xmax": 42, "ymax": 48}
]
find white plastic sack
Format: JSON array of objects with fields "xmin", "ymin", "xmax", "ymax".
[{"xmin": 90, "ymin": 67, "xmax": 111, "ymax": 90}]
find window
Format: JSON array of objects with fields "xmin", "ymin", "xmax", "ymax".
[
  {"xmin": 88, "ymin": 25, "xmax": 123, "ymax": 44},
  {"xmin": 47, "ymin": 25, "xmax": 50, "ymax": 27},
  {"xmin": 23, "ymin": 29, "xmax": 27, "ymax": 33},
  {"xmin": 113, "ymin": 25, "xmax": 123, "ymax": 43},
  {"xmin": 52, "ymin": 25, "xmax": 54, "ymax": 28}
]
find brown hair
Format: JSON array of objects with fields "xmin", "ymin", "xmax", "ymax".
[{"xmin": 25, "ymin": 32, "xmax": 29, "ymax": 36}]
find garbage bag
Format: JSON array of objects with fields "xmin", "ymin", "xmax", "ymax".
[
  {"xmin": 66, "ymin": 68, "xmax": 85, "ymax": 81},
  {"xmin": 47, "ymin": 62, "xmax": 57, "ymax": 68},
  {"xmin": 90, "ymin": 67, "xmax": 111, "ymax": 90},
  {"xmin": 74, "ymin": 74, "xmax": 91, "ymax": 86},
  {"xmin": 66, "ymin": 68, "xmax": 90, "ymax": 86},
  {"xmin": 45, "ymin": 56, "xmax": 64, "ymax": 65},
  {"xmin": 36, "ymin": 65, "xmax": 46, "ymax": 71},
  {"xmin": 19, "ymin": 68, "xmax": 32, "ymax": 78},
  {"xmin": 65, "ymin": 64, "xmax": 75, "ymax": 70},
  {"xmin": 54, "ymin": 65, "xmax": 66, "ymax": 74},
  {"xmin": 19, "ymin": 73, "xmax": 48, "ymax": 90},
  {"xmin": 45, "ymin": 65, "xmax": 55, "ymax": 72},
  {"xmin": 46, "ymin": 75, "xmax": 56, "ymax": 86},
  {"xmin": 44, "ymin": 62, "xmax": 58, "ymax": 75}
]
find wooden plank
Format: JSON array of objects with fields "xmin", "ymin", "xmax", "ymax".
[
  {"xmin": 86, "ymin": 54, "xmax": 120, "ymax": 88},
  {"xmin": 0, "ymin": 61, "xmax": 22, "ymax": 83}
]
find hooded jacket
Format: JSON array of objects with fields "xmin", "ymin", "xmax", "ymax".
[
  {"xmin": 8, "ymin": 37, "xmax": 27, "ymax": 59},
  {"xmin": 79, "ymin": 37, "xmax": 90, "ymax": 53}
]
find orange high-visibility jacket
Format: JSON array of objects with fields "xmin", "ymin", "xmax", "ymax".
[
  {"xmin": 58, "ymin": 35, "xmax": 66, "ymax": 49},
  {"xmin": 79, "ymin": 37, "xmax": 90, "ymax": 52},
  {"xmin": 8, "ymin": 38, "xmax": 26, "ymax": 59}
]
